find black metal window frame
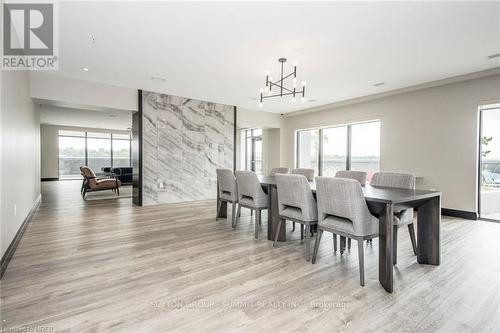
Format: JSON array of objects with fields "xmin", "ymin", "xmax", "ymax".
[
  {"xmin": 478, "ymin": 107, "xmax": 500, "ymax": 223},
  {"xmin": 244, "ymin": 129, "xmax": 263, "ymax": 172},
  {"xmin": 295, "ymin": 120, "xmax": 380, "ymax": 176},
  {"xmin": 58, "ymin": 131, "xmax": 132, "ymax": 176}
]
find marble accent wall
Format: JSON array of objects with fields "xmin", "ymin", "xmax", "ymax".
[{"xmin": 142, "ymin": 91, "xmax": 234, "ymax": 205}]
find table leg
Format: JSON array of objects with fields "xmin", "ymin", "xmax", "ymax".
[
  {"xmin": 417, "ymin": 196, "xmax": 441, "ymax": 265},
  {"xmin": 379, "ymin": 203, "xmax": 394, "ymax": 293},
  {"xmin": 216, "ymin": 182, "xmax": 227, "ymax": 219},
  {"xmin": 267, "ymin": 185, "xmax": 286, "ymax": 242}
]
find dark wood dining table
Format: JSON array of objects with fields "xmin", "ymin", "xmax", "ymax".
[{"xmin": 216, "ymin": 175, "xmax": 442, "ymax": 293}]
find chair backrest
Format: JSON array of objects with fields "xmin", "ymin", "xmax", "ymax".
[
  {"xmin": 80, "ymin": 166, "xmax": 98, "ymax": 188},
  {"xmin": 216, "ymin": 169, "xmax": 237, "ymax": 201},
  {"xmin": 316, "ymin": 177, "xmax": 374, "ymax": 234},
  {"xmin": 335, "ymin": 170, "xmax": 367, "ymax": 186},
  {"xmin": 370, "ymin": 172, "xmax": 415, "ymax": 189},
  {"xmin": 270, "ymin": 167, "xmax": 290, "ymax": 175},
  {"xmin": 291, "ymin": 168, "xmax": 315, "ymax": 181},
  {"xmin": 235, "ymin": 170, "xmax": 267, "ymax": 204},
  {"xmin": 275, "ymin": 174, "xmax": 317, "ymax": 221}
]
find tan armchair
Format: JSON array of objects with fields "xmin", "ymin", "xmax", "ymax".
[{"xmin": 80, "ymin": 166, "xmax": 121, "ymax": 198}]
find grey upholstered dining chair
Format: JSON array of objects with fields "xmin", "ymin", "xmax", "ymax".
[
  {"xmin": 334, "ymin": 170, "xmax": 368, "ymax": 250},
  {"xmin": 270, "ymin": 167, "xmax": 290, "ymax": 175},
  {"xmin": 371, "ymin": 172, "xmax": 417, "ymax": 264},
  {"xmin": 234, "ymin": 170, "xmax": 268, "ymax": 239},
  {"xmin": 335, "ymin": 170, "xmax": 367, "ymax": 186},
  {"xmin": 291, "ymin": 168, "xmax": 315, "ymax": 181},
  {"xmin": 273, "ymin": 174, "xmax": 318, "ymax": 261},
  {"xmin": 216, "ymin": 169, "xmax": 238, "ymax": 228},
  {"xmin": 312, "ymin": 177, "xmax": 379, "ymax": 286}
]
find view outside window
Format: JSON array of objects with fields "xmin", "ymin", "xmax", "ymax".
[
  {"xmin": 59, "ymin": 133, "xmax": 85, "ymax": 179},
  {"xmin": 296, "ymin": 121, "xmax": 380, "ymax": 180},
  {"xmin": 87, "ymin": 132, "xmax": 111, "ymax": 172},
  {"xmin": 350, "ymin": 121, "xmax": 381, "ymax": 181},
  {"xmin": 112, "ymin": 134, "xmax": 131, "ymax": 167},
  {"xmin": 58, "ymin": 130, "xmax": 131, "ymax": 179},
  {"xmin": 322, "ymin": 126, "xmax": 347, "ymax": 176},
  {"xmin": 297, "ymin": 129, "xmax": 320, "ymax": 176},
  {"xmin": 480, "ymin": 108, "xmax": 500, "ymax": 221}
]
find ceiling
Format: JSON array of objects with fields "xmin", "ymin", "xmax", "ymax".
[{"xmin": 50, "ymin": 1, "xmax": 500, "ymax": 113}]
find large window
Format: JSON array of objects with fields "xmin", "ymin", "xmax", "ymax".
[
  {"xmin": 296, "ymin": 121, "xmax": 380, "ymax": 180},
  {"xmin": 297, "ymin": 129, "xmax": 320, "ymax": 176},
  {"xmin": 87, "ymin": 132, "xmax": 112, "ymax": 172},
  {"xmin": 59, "ymin": 131, "xmax": 86, "ymax": 179},
  {"xmin": 58, "ymin": 130, "xmax": 131, "ymax": 179}
]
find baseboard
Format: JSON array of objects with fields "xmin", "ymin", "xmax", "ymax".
[
  {"xmin": 441, "ymin": 208, "xmax": 478, "ymax": 220},
  {"xmin": 41, "ymin": 177, "xmax": 59, "ymax": 181},
  {"xmin": 0, "ymin": 194, "xmax": 42, "ymax": 279}
]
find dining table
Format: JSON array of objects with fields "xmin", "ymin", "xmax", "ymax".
[{"xmin": 216, "ymin": 175, "xmax": 442, "ymax": 293}]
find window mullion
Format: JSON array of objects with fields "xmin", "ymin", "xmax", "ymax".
[
  {"xmin": 346, "ymin": 125, "xmax": 352, "ymax": 171},
  {"xmin": 318, "ymin": 129, "xmax": 323, "ymax": 176}
]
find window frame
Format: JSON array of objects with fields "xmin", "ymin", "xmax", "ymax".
[
  {"xmin": 295, "ymin": 120, "xmax": 380, "ymax": 176},
  {"xmin": 58, "ymin": 130, "xmax": 132, "ymax": 178}
]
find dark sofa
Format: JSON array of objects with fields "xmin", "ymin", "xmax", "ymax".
[{"xmin": 111, "ymin": 167, "xmax": 133, "ymax": 184}]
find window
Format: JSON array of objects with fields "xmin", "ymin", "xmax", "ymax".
[
  {"xmin": 296, "ymin": 121, "xmax": 380, "ymax": 180},
  {"xmin": 322, "ymin": 126, "xmax": 347, "ymax": 176},
  {"xmin": 59, "ymin": 134, "xmax": 86, "ymax": 179},
  {"xmin": 350, "ymin": 121, "xmax": 381, "ymax": 181},
  {"xmin": 57, "ymin": 130, "xmax": 131, "ymax": 178},
  {"xmin": 245, "ymin": 129, "xmax": 263, "ymax": 174},
  {"xmin": 87, "ymin": 132, "xmax": 111, "ymax": 172},
  {"xmin": 297, "ymin": 129, "xmax": 320, "ymax": 176},
  {"xmin": 112, "ymin": 134, "xmax": 131, "ymax": 167}
]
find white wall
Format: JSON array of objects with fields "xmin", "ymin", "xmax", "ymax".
[
  {"xmin": 39, "ymin": 104, "xmax": 133, "ymax": 131},
  {"xmin": 40, "ymin": 124, "xmax": 131, "ymax": 179},
  {"xmin": 1, "ymin": 71, "xmax": 41, "ymax": 257},
  {"xmin": 283, "ymin": 74, "xmax": 500, "ymax": 212},
  {"xmin": 31, "ymin": 72, "xmax": 137, "ymax": 112}
]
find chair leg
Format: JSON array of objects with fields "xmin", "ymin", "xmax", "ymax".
[
  {"xmin": 231, "ymin": 202, "xmax": 236, "ymax": 229},
  {"xmin": 233, "ymin": 204, "xmax": 240, "ymax": 229},
  {"xmin": 273, "ymin": 219, "xmax": 284, "ymax": 247},
  {"xmin": 300, "ymin": 224, "xmax": 304, "ymax": 240},
  {"xmin": 312, "ymin": 228, "xmax": 323, "ymax": 264},
  {"xmin": 340, "ymin": 236, "xmax": 346, "ymax": 254},
  {"xmin": 258, "ymin": 210, "xmax": 262, "ymax": 225},
  {"xmin": 255, "ymin": 210, "xmax": 260, "ymax": 239},
  {"xmin": 251, "ymin": 209, "xmax": 253, "ymax": 217},
  {"xmin": 357, "ymin": 239, "xmax": 365, "ymax": 286},
  {"xmin": 333, "ymin": 234, "xmax": 337, "ymax": 254},
  {"xmin": 393, "ymin": 225, "xmax": 398, "ymax": 265},
  {"xmin": 408, "ymin": 223, "xmax": 418, "ymax": 255},
  {"xmin": 292, "ymin": 221, "xmax": 295, "ymax": 231},
  {"xmin": 348, "ymin": 238, "xmax": 351, "ymax": 250},
  {"xmin": 305, "ymin": 223, "xmax": 311, "ymax": 261}
]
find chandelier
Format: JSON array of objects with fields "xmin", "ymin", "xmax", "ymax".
[{"xmin": 259, "ymin": 58, "xmax": 306, "ymax": 107}]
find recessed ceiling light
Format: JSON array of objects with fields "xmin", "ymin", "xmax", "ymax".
[
  {"xmin": 487, "ymin": 53, "xmax": 500, "ymax": 59},
  {"xmin": 308, "ymin": 99, "xmax": 317, "ymax": 102},
  {"xmin": 151, "ymin": 76, "xmax": 166, "ymax": 82},
  {"xmin": 373, "ymin": 82, "xmax": 386, "ymax": 87},
  {"xmin": 82, "ymin": 67, "xmax": 89, "ymax": 72}
]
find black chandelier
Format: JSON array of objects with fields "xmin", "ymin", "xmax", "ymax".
[{"xmin": 259, "ymin": 58, "xmax": 306, "ymax": 107}]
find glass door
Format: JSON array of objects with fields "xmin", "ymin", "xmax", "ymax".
[
  {"xmin": 479, "ymin": 107, "xmax": 500, "ymax": 222},
  {"xmin": 245, "ymin": 129, "xmax": 263, "ymax": 174}
]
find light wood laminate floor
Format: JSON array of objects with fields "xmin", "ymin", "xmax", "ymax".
[{"xmin": 1, "ymin": 181, "xmax": 499, "ymax": 332}]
